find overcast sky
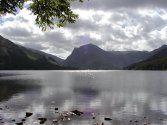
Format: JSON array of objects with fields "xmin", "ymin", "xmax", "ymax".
[{"xmin": 1, "ymin": 0, "xmax": 167, "ymax": 59}]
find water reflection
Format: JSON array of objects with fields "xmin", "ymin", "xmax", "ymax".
[
  {"xmin": 0, "ymin": 79, "xmax": 41, "ymax": 102},
  {"xmin": 0, "ymin": 71, "xmax": 167, "ymax": 125}
]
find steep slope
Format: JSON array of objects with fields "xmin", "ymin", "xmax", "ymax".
[
  {"xmin": 63, "ymin": 44, "xmax": 149, "ymax": 69},
  {"xmin": 126, "ymin": 45, "xmax": 167, "ymax": 70},
  {"xmin": 25, "ymin": 48, "xmax": 64, "ymax": 64},
  {"xmin": 0, "ymin": 35, "xmax": 65, "ymax": 70},
  {"xmin": 63, "ymin": 44, "xmax": 116, "ymax": 69}
]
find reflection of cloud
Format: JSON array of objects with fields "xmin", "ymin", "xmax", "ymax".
[
  {"xmin": 1, "ymin": 71, "xmax": 167, "ymax": 124},
  {"xmin": 150, "ymin": 98, "xmax": 167, "ymax": 115}
]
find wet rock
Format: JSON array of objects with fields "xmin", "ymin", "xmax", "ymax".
[
  {"xmin": 134, "ymin": 120, "xmax": 138, "ymax": 123},
  {"xmin": 38, "ymin": 118, "xmax": 47, "ymax": 124},
  {"xmin": 22, "ymin": 119, "xmax": 26, "ymax": 122},
  {"xmin": 55, "ymin": 108, "xmax": 58, "ymax": 110},
  {"xmin": 25, "ymin": 112, "xmax": 33, "ymax": 117},
  {"xmin": 39, "ymin": 120, "xmax": 46, "ymax": 124},
  {"xmin": 71, "ymin": 110, "xmax": 83, "ymax": 116},
  {"xmin": 16, "ymin": 122, "xmax": 23, "ymax": 125},
  {"xmin": 104, "ymin": 118, "xmax": 112, "ymax": 121},
  {"xmin": 38, "ymin": 118, "xmax": 47, "ymax": 121}
]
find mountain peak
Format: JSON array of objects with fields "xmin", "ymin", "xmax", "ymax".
[
  {"xmin": 79, "ymin": 43, "xmax": 99, "ymax": 49},
  {"xmin": 159, "ymin": 44, "xmax": 167, "ymax": 49}
]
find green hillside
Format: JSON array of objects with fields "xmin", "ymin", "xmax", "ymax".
[
  {"xmin": 127, "ymin": 47, "xmax": 167, "ymax": 70},
  {"xmin": 0, "ymin": 35, "xmax": 67, "ymax": 70}
]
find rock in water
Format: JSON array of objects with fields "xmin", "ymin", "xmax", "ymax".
[
  {"xmin": 55, "ymin": 108, "xmax": 58, "ymax": 110},
  {"xmin": 38, "ymin": 118, "xmax": 47, "ymax": 124},
  {"xmin": 26, "ymin": 112, "xmax": 33, "ymax": 117},
  {"xmin": 16, "ymin": 122, "xmax": 23, "ymax": 125},
  {"xmin": 104, "ymin": 118, "xmax": 112, "ymax": 121},
  {"xmin": 71, "ymin": 110, "xmax": 83, "ymax": 116}
]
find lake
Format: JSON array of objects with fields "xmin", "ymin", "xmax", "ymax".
[{"xmin": 0, "ymin": 71, "xmax": 167, "ymax": 125}]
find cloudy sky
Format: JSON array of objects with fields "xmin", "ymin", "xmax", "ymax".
[{"xmin": 1, "ymin": 0, "xmax": 167, "ymax": 59}]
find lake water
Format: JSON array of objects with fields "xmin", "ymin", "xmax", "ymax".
[{"xmin": 0, "ymin": 71, "xmax": 167, "ymax": 125}]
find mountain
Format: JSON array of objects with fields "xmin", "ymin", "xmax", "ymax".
[
  {"xmin": 0, "ymin": 35, "xmax": 67, "ymax": 70},
  {"xmin": 2, "ymin": 34, "xmax": 166, "ymax": 70},
  {"xmin": 126, "ymin": 45, "xmax": 167, "ymax": 70},
  {"xmin": 63, "ymin": 44, "xmax": 116, "ymax": 69},
  {"xmin": 25, "ymin": 48, "xmax": 63, "ymax": 64},
  {"xmin": 107, "ymin": 51, "xmax": 149, "ymax": 68},
  {"xmin": 63, "ymin": 44, "xmax": 149, "ymax": 70}
]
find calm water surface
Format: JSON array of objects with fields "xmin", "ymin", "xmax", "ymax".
[{"xmin": 0, "ymin": 70, "xmax": 167, "ymax": 125}]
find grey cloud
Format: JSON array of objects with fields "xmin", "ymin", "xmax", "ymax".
[
  {"xmin": 44, "ymin": 31, "xmax": 74, "ymax": 51},
  {"xmin": 23, "ymin": 42, "xmax": 48, "ymax": 50},
  {"xmin": 0, "ymin": 27, "xmax": 32, "ymax": 38},
  {"xmin": 141, "ymin": 16, "xmax": 167, "ymax": 33},
  {"xmin": 146, "ymin": 39, "xmax": 167, "ymax": 50},
  {"xmin": 66, "ymin": 19, "xmax": 99, "ymax": 32},
  {"xmin": 73, "ymin": 0, "xmax": 167, "ymax": 10},
  {"xmin": 73, "ymin": 34, "xmax": 102, "ymax": 46}
]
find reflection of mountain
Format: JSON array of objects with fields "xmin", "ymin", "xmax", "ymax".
[
  {"xmin": 71, "ymin": 72, "xmax": 100, "ymax": 100},
  {"xmin": 0, "ymin": 79, "xmax": 41, "ymax": 102},
  {"xmin": 73, "ymin": 86, "xmax": 99, "ymax": 96}
]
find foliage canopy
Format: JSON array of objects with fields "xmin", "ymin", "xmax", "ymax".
[{"xmin": 0, "ymin": 0, "xmax": 85, "ymax": 31}]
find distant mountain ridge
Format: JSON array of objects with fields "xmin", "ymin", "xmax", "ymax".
[
  {"xmin": 126, "ymin": 45, "xmax": 167, "ymax": 70},
  {"xmin": 1, "ymin": 35, "xmax": 167, "ymax": 70},
  {"xmin": 63, "ymin": 44, "xmax": 150, "ymax": 69},
  {"xmin": 0, "ymin": 35, "xmax": 67, "ymax": 70},
  {"xmin": 63, "ymin": 44, "xmax": 116, "ymax": 69}
]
